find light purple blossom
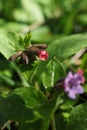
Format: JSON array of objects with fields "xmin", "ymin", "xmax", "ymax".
[{"xmin": 64, "ymin": 70, "xmax": 85, "ymax": 99}]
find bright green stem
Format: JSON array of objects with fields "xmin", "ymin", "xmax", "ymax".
[{"xmin": 51, "ymin": 113, "xmax": 56, "ymax": 130}]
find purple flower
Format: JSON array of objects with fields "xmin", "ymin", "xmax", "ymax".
[{"xmin": 64, "ymin": 70, "xmax": 85, "ymax": 99}]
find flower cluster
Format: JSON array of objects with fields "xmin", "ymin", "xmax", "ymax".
[
  {"xmin": 64, "ymin": 69, "xmax": 85, "ymax": 99},
  {"xmin": 9, "ymin": 44, "xmax": 49, "ymax": 64}
]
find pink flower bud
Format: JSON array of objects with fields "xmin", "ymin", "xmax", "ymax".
[
  {"xmin": 38, "ymin": 50, "xmax": 49, "ymax": 61},
  {"xmin": 77, "ymin": 69, "xmax": 85, "ymax": 84},
  {"xmin": 77, "ymin": 69, "xmax": 84, "ymax": 75}
]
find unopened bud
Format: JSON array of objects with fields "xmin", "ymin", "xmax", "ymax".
[
  {"xmin": 9, "ymin": 51, "xmax": 23, "ymax": 61},
  {"xmin": 32, "ymin": 44, "xmax": 48, "ymax": 49},
  {"xmin": 38, "ymin": 50, "xmax": 49, "ymax": 61}
]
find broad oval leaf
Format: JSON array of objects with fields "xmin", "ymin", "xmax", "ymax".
[
  {"xmin": 42, "ymin": 57, "xmax": 65, "ymax": 89},
  {"xmin": 0, "ymin": 87, "xmax": 47, "ymax": 123},
  {"xmin": 47, "ymin": 33, "xmax": 87, "ymax": 61},
  {"xmin": 0, "ymin": 31, "xmax": 24, "ymax": 59},
  {"xmin": 0, "ymin": 87, "xmax": 57, "ymax": 129},
  {"xmin": 67, "ymin": 102, "xmax": 87, "ymax": 130}
]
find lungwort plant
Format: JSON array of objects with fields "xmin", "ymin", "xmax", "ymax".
[{"xmin": 0, "ymin": 31, "xmax": 87, "ymax": 130}]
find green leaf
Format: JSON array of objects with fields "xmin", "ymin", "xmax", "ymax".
[
  {"xmin": 67, "ymin": 102, "xmax": 87, "ymax": 130},
  {"xmin": 0, "ymin": 31, "xmax": 24, "ymax": 59},
  {"xmin": 0, "ymin": 87, "xmax": 47, "ymax": 123},
  {"xmin": 13, "ymin": 87, "xmax": 56, "ymax": 124},
  {"xmin": 13, "ymin": 87, "xmax": 47, "ymax": 108},
  {"xmin": 0, "ymin": 87, "xmax": 56, "ymax": 129},
  {"xmin": 24, "ymin": 32, "xmax": 31, "ymax": 47},
  {"xmin": 19, "ymin": 118, "xmax": 52, "ymax": 130},
  {"xmin": 19, "ymin": 120, "xmax": 43, "ymax": 130},
  {"xmin": 42, "ymin": 57, "xmax": 65, "ymax": 89},
  {"xmin": 22, "ymin": 64, "xmax": 39, "ymax": 84},
  {"xmin": 0, "ymin": 94, "xmax": 36, "ymax": 123},
  {"xmin": 47, "ymin": 33, "xmax": 87, "ymax": 61},
  {"xmin": 0, "ymin": 87, "xmax": 55, "ymax": 125}
]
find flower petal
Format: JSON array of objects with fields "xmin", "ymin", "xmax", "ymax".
[
  {"xmin": 68, "ymin": 90, "xmax": 76, "ymax": 99},
  {"xmin": 38, "ymin": 50, "xmax": 49, "ymax": 61},
  {"xmin": 64, "ymin": 85, "xmax": 70, "ymax": 92},
  {"xmin": 67, "ymin": 72, "xmax": 73, "ymax": 78},
  {"xmin": 64, "ymin": 72, "xmax": 73, "ymax": 90},
  {"xmin": 76, "ymin": 85, "xmax": 84, "ymax": 94}
]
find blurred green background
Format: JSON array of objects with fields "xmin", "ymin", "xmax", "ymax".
[{"xmin": 1, "ymin": 0, "xmax": 87, "ymax": 36}]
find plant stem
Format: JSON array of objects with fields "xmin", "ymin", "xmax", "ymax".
[{"xmin": 51, "ymin": 113, "xmax": 56, "ymax": 130}]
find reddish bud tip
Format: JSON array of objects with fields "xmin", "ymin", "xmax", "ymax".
[
  {"xmin": 38, "ymin": 50, "xmax": 49, "ymax": 61},
  {"xmin": 77, "ymin": 69, "xmax": 85, "ymax": 84},
  {"xmin": 77, "ymin": 69, "xmax": 84, "ymax": 75}
]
